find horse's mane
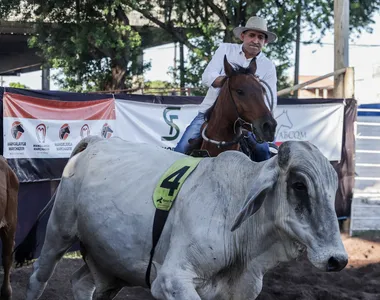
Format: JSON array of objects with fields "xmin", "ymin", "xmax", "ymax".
[{"xmin": 204, "ymin": 99, "xmax": 217, "ymax": 121}]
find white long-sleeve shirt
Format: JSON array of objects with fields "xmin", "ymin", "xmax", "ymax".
[{"xmin": 199, "ymin": 43, "xmax": 277, "ymax": 113}]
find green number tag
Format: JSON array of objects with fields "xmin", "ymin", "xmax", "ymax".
[{"xmin": 153, "ymin": 157, "xmax": 203, "ymax": 211}]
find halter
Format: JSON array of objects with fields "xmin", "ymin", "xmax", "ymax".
[{"xmin": 202, "ymin": 73, "xmax": 274, "ymax": 148}]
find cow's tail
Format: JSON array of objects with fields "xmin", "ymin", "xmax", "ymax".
[
  {"xmin": 14, "ymin": 190, "xmax": 57, "ymax": 267},
  {"xmin": 14, "ymin": 135, "xmax": 103, "ymax": 267}
]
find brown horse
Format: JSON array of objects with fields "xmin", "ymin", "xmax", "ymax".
[
  {"xmin": 188, "ymin": 55, "xmax": 277, "ymax": 157},
  {"xmin": 0, "ymin": 156, "xmax": 19, "ymax": 300}
]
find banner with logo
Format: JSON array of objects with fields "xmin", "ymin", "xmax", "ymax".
[
  {"xmin": 1, "ymin": 89, "xmax": 345, "ymax": 181},
  {"xmin": 273, "ymin": 103, "xmax": 344, "ymax": 161},
  {"xmin": 114, "ymin": 99, "xmax": 200, "ymax": 149},
  {"xmin": 3, "ymin": 92, "xmax": 115, "ymax": 159},
  {"xmin": 115, "ymin": 100, "xmax": 344, "ymax": 161}
]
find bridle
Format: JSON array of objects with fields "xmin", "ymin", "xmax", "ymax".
[{"xmin": 202, "ymin": 73, "xmax": 274, "ymax": 148}]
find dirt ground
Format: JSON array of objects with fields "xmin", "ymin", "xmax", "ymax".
[{"xmin": 10, "ymin": 233, "xmax": 380, "ymax": 300}]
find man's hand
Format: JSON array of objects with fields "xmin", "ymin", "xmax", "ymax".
[{"xmin": 211, "ymin": 76, "xmax": 227, "ymax": 88}]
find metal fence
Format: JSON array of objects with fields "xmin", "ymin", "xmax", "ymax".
[{"xmin": 350, "ymin": 105, "xmax": 380, "ymax": 234}]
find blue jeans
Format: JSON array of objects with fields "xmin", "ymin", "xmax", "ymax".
[
  {"xmin": 246, "ymin": 133, "xmax": 271, "ymax": 162},
  {"xmin": 173, "ymin": 112, "xmax": 271, "ymax": 162},
  {"xmin": 174, "ymin": 112, "xmax": 205, "ymax": 154}
]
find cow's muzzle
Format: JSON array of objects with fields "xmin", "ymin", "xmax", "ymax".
[{"xmin": 326, "ymin": 255, "xmax": 348, "ymax": 272}]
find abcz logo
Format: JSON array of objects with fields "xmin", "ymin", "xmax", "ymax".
[{"xmin": 275, "ymin": 109, "xmax": 307, "ymax": 146}]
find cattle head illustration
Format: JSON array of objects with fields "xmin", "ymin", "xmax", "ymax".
[
  {"xmin": 36, "ymin": 123, "xmax": 47, "ymax": 143},
  {"xmin": 80, "ymin": 124, "xmax": 91, "ymax": 139},
  {"xmin": 59, "ymin": 123, "xmax": 70, "ymax": 140},
  {"xmin": 101, "ymin": 123, "xmax": 113, "ymax": 139},
  {"xmin": 11, "ymin": 121, "xmax": 24, "ymax": 140}
]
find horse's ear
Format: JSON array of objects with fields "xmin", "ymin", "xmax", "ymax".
[
  {"xmin": 248, "ymin": 57, "xmax": 257, "ymax": 75},
  {"xmin": 224, "ymin": 55, "xmax": 234, "ymax": 77}
]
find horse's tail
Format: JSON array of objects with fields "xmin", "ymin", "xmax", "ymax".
[{"xmin": 14, "ymin": 135, "xmax": 103, "ymax": 267}]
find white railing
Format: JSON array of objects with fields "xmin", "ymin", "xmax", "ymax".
[{"xmin": 350, "ymin": 106, "xmax": 380, "ymax": 234}]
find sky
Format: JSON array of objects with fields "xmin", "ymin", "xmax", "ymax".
[{"xmin": 1, "ymin": 12, "xmax": 380, "ymax": 104}]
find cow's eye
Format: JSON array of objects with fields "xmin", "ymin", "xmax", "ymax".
[
  {"xmin": 292, "ymin": 182, "xmax": 307, "ymax": 192},
  {"xmin": 236, "ymin": 89, "xmax": 244, "ymax": 95}
]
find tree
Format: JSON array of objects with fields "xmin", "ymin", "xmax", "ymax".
[
  {"xmin": 24, "ymin": 0, "xmax": 149, "ymax": 92},
  {"xmin": 124, "ymin": 0, "xmax": 380, "ymax": 92},
  {"xmin": 5, "ymin": 1, "xmax": 380, "ymax": 93},
  {"xmin": 9, "ymin": 82, "xmax": 29, "ymax": 89},
  {"xmin": 0, "ymin": 0, "xmax": 21, "ymax": 19}
]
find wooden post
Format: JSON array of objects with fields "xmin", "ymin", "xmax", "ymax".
[
  {"xmin": 173, "ymin": 42, "xmax": 177, "ymax": 85},
  {"xmin": 323, "ymin": 88, "xmax": 328, "ymax": 98},
  {"xmin": 344, "ymin": 67, "xmax": 355, "ymax": 98},
  {"xmin": 42, "ymin": 67, "xmax": 50, "ymax": 90},
  {"xmin": 334, "ymin": 0, "xmax": 349, "ymax": 98},
  {"xmin": 179, "ymin": 42, "xmax": 185, "ymax": 95}
]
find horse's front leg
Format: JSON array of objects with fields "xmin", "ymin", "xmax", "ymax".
[{"xmin": 0, "ymin": 225, "xmax": 16, "ymax": 300}]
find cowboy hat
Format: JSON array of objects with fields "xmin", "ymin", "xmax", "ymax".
[{"xmin": 233, "ymin": 16, "xmax": 277, "ymax": 43}]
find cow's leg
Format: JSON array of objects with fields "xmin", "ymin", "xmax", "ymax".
[
  {"xmin": 84, "ymin": 254, "xmax": 123, "ymax": 300},
  {"xmin": 71, "ymin": 264, "xmax": 95, "ymax": 300},
  {"xmin": 0, "ymin": 224, "xmax": 16, "ymax": 300},
  {"xmin": 26, "ymin": 214, "xmax": 77, "ymax": 300},
  {"xmin": 151, "ymin": 269, "xmax": 201, "ymax": 300}
]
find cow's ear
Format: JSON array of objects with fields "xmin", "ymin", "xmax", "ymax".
[{"xmin": 231, "ymin": 165, "xmax": 278, "ymax": 231}]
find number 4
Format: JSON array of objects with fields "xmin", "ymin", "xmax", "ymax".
[{"xmin": 160, "ymin": 166, "xmax": 190, "ymax": 196}]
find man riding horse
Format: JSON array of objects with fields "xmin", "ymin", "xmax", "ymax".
[{"xmin": 174, "ymin": 16, "xmax": 278, "ymax": 161}]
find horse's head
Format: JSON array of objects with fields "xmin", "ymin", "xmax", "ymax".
[{"xmin": 222, "ymin": 55, "xmax": 277, "ymax": 142}]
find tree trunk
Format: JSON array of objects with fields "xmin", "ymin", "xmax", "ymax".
[
  {"xmin": 223, "ymin": 29, "xmax": 233, "ymax": 42},
  {"xmin": 179, "ymin": 42, "xmax": 185, "ymax": 95},
  {"xmin": 112, "ymin": 64, "xmax": 127, "ymax": 90}
]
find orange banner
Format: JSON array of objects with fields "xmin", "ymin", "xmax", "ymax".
[{"xmin": 3, "ymin": 92, "xmax": 115, "ymax": 120}]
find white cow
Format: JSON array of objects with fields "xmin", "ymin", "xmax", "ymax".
[{"xmin": 21, "ymin": 136, "xmax": 348, "ymax": 300}]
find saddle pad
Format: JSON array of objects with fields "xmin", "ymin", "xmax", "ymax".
[{"xmin": 153, "ymin": 156, "xmax": 203, "ymax": 211}]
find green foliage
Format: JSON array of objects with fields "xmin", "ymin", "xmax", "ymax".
[
  {"xmin": 3, "ymin": 0, "xmax": 380, "ymax": 93},
  {"xmin": 128, "ymin": 0, "xmax": 380, "ymax": 93},
  {"xmin": 24, "ymin": 0, "xmax": 148, "ymax": 92},
  {"xmin": 8, "ymin": 82, "xmax": 29, "ymax": 89},
  {"xmin": 0, "ymin": 0, "xmax": 21, "ymax": 19}
]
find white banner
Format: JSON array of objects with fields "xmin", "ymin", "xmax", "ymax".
[
  {"xmin": 115, "ymin": 100, "xmax": 344, "ymax": 161},
  {"xmin": 115, "ymin": 99, "xmax": 199, "ymax": 149},
  {"xmin": 274, "ymin": 104, "xmax": 344, "ymax": 161},
  {"xmin": 3, "ymin": 90, "xmax": 344, "ymax": 161},
  {"xmin": 3, "ymin": 92, "xmax": 116, "ymax": 159},
  {"xmin": 4, "ymin": 118, "xmax": 116, "ymax": 158}
]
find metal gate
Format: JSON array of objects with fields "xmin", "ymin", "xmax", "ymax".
[{"xmin": 350, "ymin": 104, "xmax": 380, "ymax": 235}]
